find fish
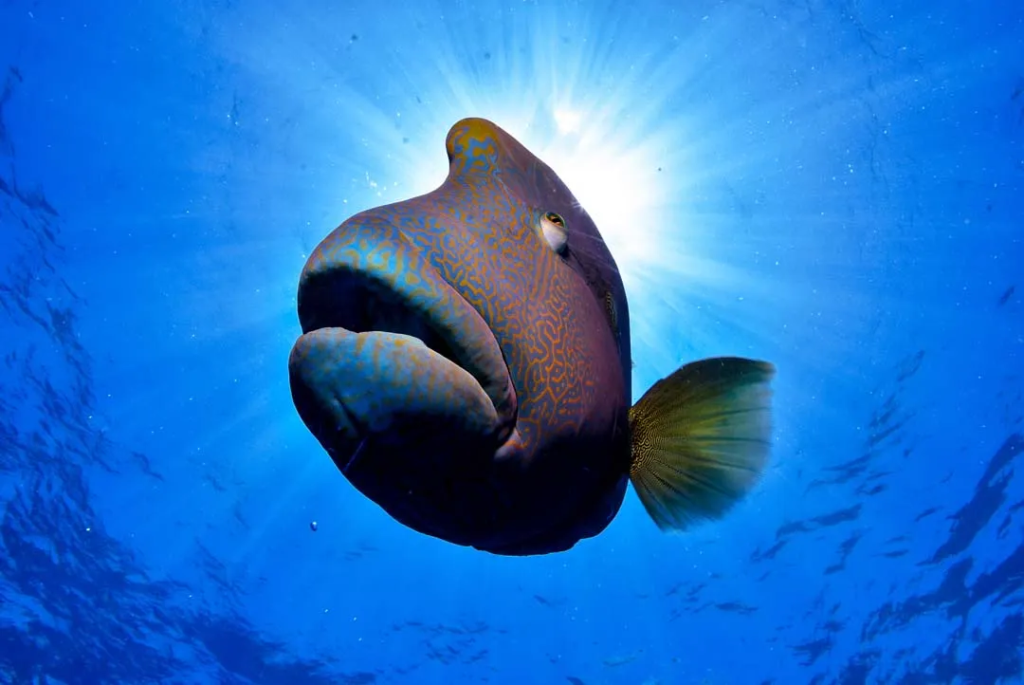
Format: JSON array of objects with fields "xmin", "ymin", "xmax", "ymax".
[{"xmin": 288, "ymin": 117, "xmax": 775, "ymax": 556}]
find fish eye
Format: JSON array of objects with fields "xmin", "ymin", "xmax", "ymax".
[
  {"xmin": 539, "ymin": 211, "xmax": 568, "ymax": 255},
  {"xmin": 544, "ymin": 211, "xmax": 565, "ymax": 227}
]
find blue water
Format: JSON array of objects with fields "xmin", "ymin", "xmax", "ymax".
[{"xmin": 1, "ymin": 1, "xmax": 1022, "ymax": 683}]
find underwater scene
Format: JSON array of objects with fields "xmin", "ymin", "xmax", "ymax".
[{"xmin": 1, "ymin": 0, "xmax": 1022, "ymax": 683}]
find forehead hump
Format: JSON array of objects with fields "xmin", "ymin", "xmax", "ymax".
[
  {"xmin": 444, "ymin": 118, "xmax": 571, "ymax": 210},
  {"xmin": 446, "ymin": 118, "xmax": 548, "ymax": 182}
]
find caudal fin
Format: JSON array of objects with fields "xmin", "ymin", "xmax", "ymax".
[{"xmin": 628, "ymin": 357, "xmax": 775, "ymax": 531}]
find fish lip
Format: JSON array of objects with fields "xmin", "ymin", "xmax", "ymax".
[{"xmin": 295, "ymin": 214, "xmax": 519, "ymax": 444}]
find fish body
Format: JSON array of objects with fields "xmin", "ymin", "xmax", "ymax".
[{"xmin": 289, "ymin": 118, "xmax": 774, "ymax": 555}]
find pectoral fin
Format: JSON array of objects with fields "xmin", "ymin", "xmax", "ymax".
[{"xmin": 628, "ymin": 357, "xmax": 775, "ymax": 531}]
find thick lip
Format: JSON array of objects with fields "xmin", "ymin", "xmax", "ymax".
[{"xmin": 294, "ymin": 213, "xmax": 519, "ymax": 444}]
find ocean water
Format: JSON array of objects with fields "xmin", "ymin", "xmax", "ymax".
[{"xmin": 1, "ymin": 0, "xmax": 1022, "ymax": 683}]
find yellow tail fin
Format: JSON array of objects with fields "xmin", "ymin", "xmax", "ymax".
[{"xmin": 628, "ymin": 357, "xmax": 775, "ymax": 531}]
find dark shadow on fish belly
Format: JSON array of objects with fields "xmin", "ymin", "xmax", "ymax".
[
  {"xmin": 342, "ymin": 431, "xmax": 630, "ymax": 555},
  {"xmin": 477, "ymin": 474, "xmax": 628, "ymax": 555},
  {"xmin": 339, "ymin": 430, "xmax": 505, "ymax": 547}
]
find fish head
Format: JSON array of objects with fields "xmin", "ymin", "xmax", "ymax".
[{"xmin": 288, "ymin": 118, "xmax": 632, "ymax": 553}]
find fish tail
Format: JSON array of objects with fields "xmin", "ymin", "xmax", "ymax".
[{"xmin": 627, "ymin": 357, "xmax": 775, "ymax": 531}]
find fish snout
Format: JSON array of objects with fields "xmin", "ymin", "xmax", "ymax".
[
  {"xmin": 288, "ymin": 214, "xmax": 519, "ymax": 537},
  {"xmin": 295, "ymin": 214, "xmax": 517, "ymax": 430}
]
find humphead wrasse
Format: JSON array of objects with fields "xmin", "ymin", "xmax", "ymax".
[{"xmin": 289, "ymin": 118, "xmax": 775, "ymax": 556}]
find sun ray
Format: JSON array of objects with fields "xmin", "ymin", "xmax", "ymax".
[{"xmin": 100, "ymin": 0, "xmax": 964, "ymax": 566}]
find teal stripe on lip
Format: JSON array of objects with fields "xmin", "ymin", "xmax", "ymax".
[
  {"xmin": 288, "ymin": 328, "xmax": 505, "ymax": 475},
  {"xmin": 296, "ymin": 213, "xmax": 518, "ymax": 440}
]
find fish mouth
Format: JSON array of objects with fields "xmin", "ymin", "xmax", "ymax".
[{"xmin": 288, "ymin": 214, "xmax": 519, "ymax": 479}]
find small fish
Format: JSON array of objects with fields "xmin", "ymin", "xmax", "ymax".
[{"xmin": 289, "ymin": 118, "xmax": 775, "ymax": 555}]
